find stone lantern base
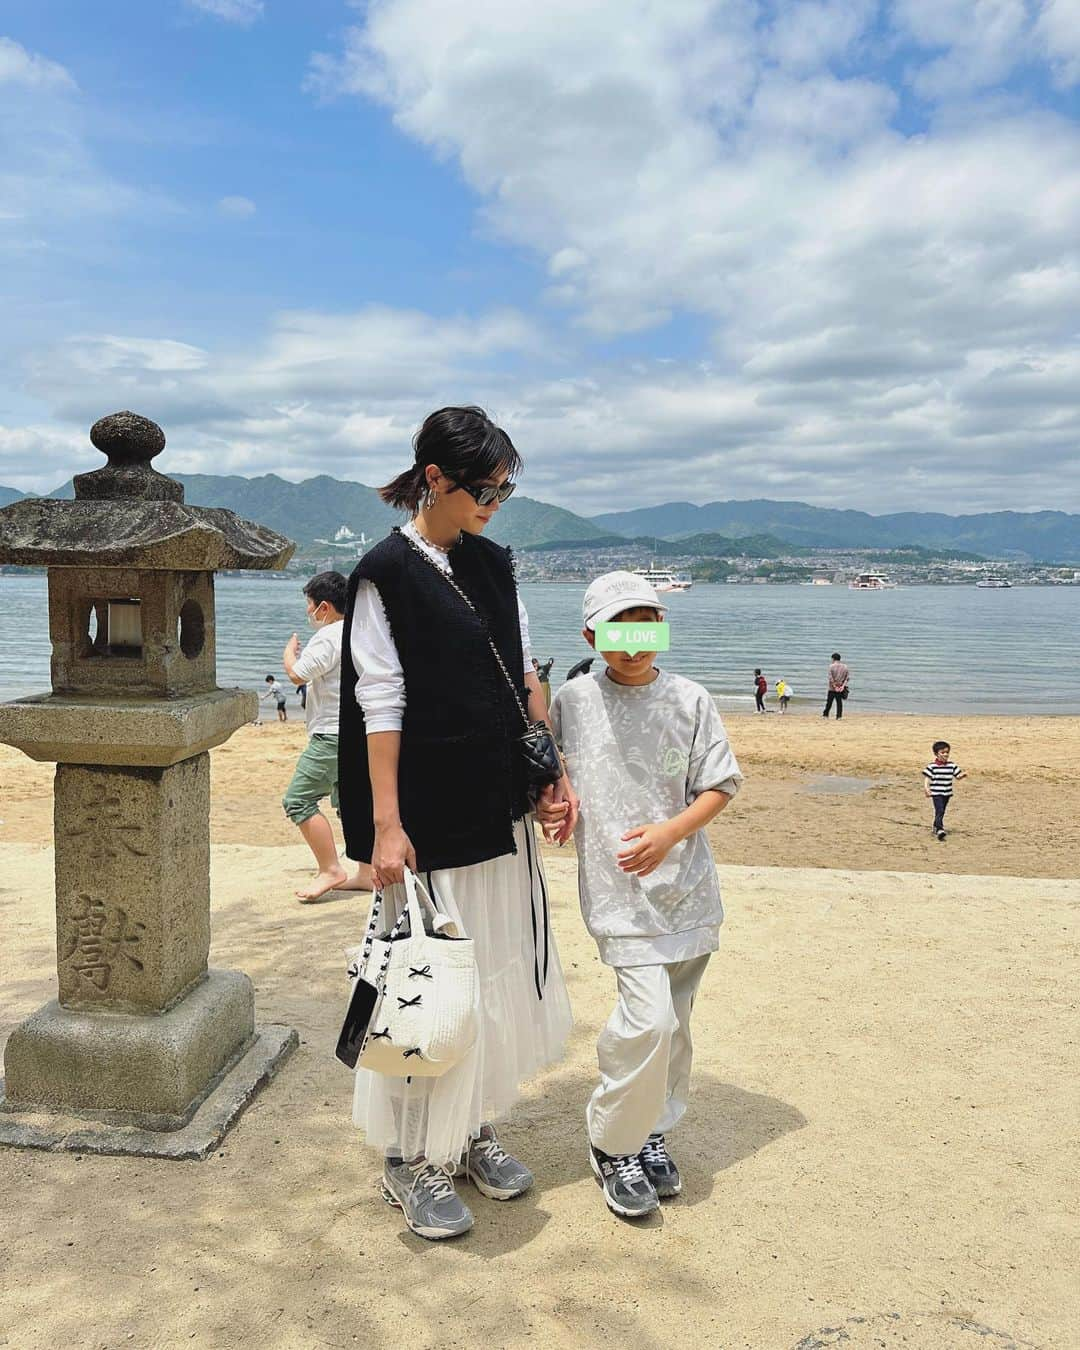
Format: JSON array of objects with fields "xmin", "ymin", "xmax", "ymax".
[{"xmin": 0, "ymin": 1002, "xmax": 297, "ymax": 1160}]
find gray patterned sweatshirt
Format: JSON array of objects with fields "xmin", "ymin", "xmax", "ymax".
[{"xmin": 551, "ymin": 667, "xmax": 742, "ymax": 967}]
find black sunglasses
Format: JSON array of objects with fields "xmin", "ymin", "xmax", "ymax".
[{"xmin": 446, "ymin": 476, "xmax": 516, "ymax": 506}]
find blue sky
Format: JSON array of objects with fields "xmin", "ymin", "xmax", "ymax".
[{"xmin": 2, "ymin": 1, "xmax": 1079, "ymax": 515}]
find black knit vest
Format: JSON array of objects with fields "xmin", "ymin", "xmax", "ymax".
[{"xmin": 338, "ymin": 527, "xmax": 531, "ymax": 872}]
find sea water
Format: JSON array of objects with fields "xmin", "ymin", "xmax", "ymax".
[{"xmin": 0, "ymin": 574, "xmax": 1077, "ymax": 715}]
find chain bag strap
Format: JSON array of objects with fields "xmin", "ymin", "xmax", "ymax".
[{"xmin": 398, "ymin": 530, "xmax": 563, "ymax": 790}]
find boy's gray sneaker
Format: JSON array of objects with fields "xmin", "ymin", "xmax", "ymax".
[
  {"xmin": 589, "ymin": 1142, "xmax": 659, "ymax": 1219},
  {"xmin": 381, "ymin": 1157, "xmax": 473, "ymax": 1240},
  {"xmin": 639, "ymin": 1132, "xmax": 682, "ymax": 1198},
  {"xmin": 464, "ymin": 1122, "xmax": 534, "ymax": 1200}
]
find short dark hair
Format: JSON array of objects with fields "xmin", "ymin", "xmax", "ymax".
[
  {"xmin": 379, "ymin": 406, "xmax": 524, "ymax": 512},
  {"xmin": 304, "ymin": 571, "xmax": 347, "ymax": 614},
  {"xmin": 265, "ymin": 675, "xmax": 274, "ymax": 682},
  {"xmin": 754, "ymin": 667, "xmax": 761, "ymax": 675},
  {"xmin": 611, "ymin": 604, "xmax": 662, "ymax": 624},
  {"xmin": 831, "ymin": 652, "xmax": 842, "ymax": 661},
  {"xmin": 932, "ymin": 740, "xmax": 950, "ymax": 754}
]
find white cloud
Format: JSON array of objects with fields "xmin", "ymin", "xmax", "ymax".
[
  {"xmin": 764, "ymin": 0, "xmax": 877, "ymax": 74},
  {"xmin": 0, "ymin": 36, "xmax": 143, "ymax": 235},
  {"xmin": 0, "ymin": 36, "xmax": 75, "ymax": 90},
  {"xmin": 4, "ymin": 8, "xmax": 1080, "ymax": 519},
  {"xmin": 292, "ymin": 0, "xmax": 1080, "ymax": 514},
  {"xmin": 185, "ymin": 0, "xmax": 265, "ymax": 24},
  {"xmin": 6, "ymin": 293, "xmax": 1079, "ymax": 514},
  {"xmin": 217, "ymin": 194, "xmax": 257, "ymax": 217},
  {"xmin": 1037, "ymin": 0, "xmax": 1080, "ymax": 86},
  {"xmin": 892, "ymin": 0, "xmax": 1032, "ymax": 98},
  {"xmin": 11, "ymin": 305, "xmax": 544, "ymax": 487},
  {"xmin": 0, "ymin": 423, "xmax": 85, "ymax": 492}
]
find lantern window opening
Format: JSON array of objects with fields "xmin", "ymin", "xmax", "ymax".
[{"xmin": 104, "ymin": 598, "xmax": 143, "ymax": 656}]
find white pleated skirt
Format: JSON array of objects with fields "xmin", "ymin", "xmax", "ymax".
[{"xmin": 352, "ymin": 816, "xmax": 573, "ymax": 1168}]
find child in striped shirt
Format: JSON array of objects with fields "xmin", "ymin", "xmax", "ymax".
[{"xmin": 923, "ymin": 741, "xmax": 966, "ymax": 840}]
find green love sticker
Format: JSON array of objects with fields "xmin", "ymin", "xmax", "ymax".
[{"xmin": 594, "ymin": 620, "xmax": 670, "ymax": 651}]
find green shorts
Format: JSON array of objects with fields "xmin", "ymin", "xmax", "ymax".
[{"xmin": 282, "ymin": 734, "xmax": 340, "ymax": 826}]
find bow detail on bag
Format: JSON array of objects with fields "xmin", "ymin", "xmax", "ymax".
[{"xmin": 339, "ymin": 867, "xmax": 479, "ymax": 1079}]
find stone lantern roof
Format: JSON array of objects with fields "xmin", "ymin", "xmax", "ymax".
[
  {"xmin": 0, "ymin": 411, "xmax": 296, "ymax": 768},
  {"xmin": 0, "ymin": 411, "xmax": 293, "ymax": 570}
]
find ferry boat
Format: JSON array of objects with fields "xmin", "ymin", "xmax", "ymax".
[
  {"xmin": 975, "ymin": 577, "xmax": 1012, "ymax": 588},
  {"xmin": 848, "ymin": 572, "xmax": 898, "ymax": 590},
  {"xmin": 633, "ymin": 565, "xmax": 692, "ymax": 593}
]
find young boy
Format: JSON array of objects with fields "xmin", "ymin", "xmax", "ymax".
[
  {"xmin": 261, "ymin": 675, "xmax": 288, "ymax": 723},
  {"xmin": 550, "ymin": 571, "xmax": 742, "ymax": 1220},
  {"xmin": 923, "ymin": 740, "xmax": 966, "ymax": 841},
  {"xmin": 281, "ymin": 572, "xmax": 372, "ymax": 901}
]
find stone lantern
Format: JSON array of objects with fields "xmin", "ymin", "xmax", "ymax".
[{"xmin": 0, "ymin": 412, "xmax": 297, "ymax": 1158}]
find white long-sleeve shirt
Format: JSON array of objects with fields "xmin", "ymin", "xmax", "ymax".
[{"xmin": 350, "ymin": 521, "xmax": 533, "ymax": 734}]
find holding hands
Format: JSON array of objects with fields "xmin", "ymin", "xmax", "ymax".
[{"xmin": 535, "ymin": 777, "xmax": 580, "ymax": 846}]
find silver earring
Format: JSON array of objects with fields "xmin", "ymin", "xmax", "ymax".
[{"xmin": 424, "ymin": 487, "xmax": 437, "ymax": 510}]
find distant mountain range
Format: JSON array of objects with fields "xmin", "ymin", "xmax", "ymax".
[
  {"xmin": 592, "ymin": 499, "xmax": 1080, "ymax": 561},
  {"xmin": 1, "ymin": 473, "xmax": 1077, "ymax": 560}
]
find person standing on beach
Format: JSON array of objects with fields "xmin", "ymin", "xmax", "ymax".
[
  {"xmin": 261, "ymin": 675, "xmax": 288, "ymax": 723},
  {"xmin": 776, "ymin": 678, "xmax": 792, "ymax": 713},
  {"xmin": 338, "ymin": 406, "xmax": 574, "ymax": 1241},
  {"xmin": 923, "ymin": 740, "xmax": 966, "ymax": 841},
  {"xmin": 551, "ymin": 571, "xmax": 742, "ymax": 1219},
  {"xmin": 280, "ymin": 572, "xmax": 372, "ymax": 903},
  {"xmin": 754, "ymin": 668, "xmax": 767, "ymax": 713},
  {"xmin": 823, "ymin": 652, "xmax": 849, "ymax": 719}
]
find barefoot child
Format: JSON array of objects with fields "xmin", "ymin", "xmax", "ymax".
[
  {"xmin": 550, "ymin": 571, "xmax": 742, "ymax": 1219},
  {"xmin": 282, "ymin": 572, "xmax": 372, "ymax": 902},
  {"xmin": 923, "ymin": 740, "xmax": 966, "ymax": 841}
]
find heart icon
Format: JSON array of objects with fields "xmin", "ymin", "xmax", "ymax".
[{"xmin": 607, "ymin": 628, "xmax": 621, "ymax": 642}]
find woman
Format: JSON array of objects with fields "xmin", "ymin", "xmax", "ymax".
[{"xmin": 338, "ymin": 406, "xmax": 577, "ymax": 1241}]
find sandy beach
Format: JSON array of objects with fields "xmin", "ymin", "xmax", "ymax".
[
  {"xmin": 4, "ymin": 712, "xmax": 1077, "ymax": 878},
  {"xmin": 1, "ymin": 714, "xmax": 1078, "ymax": 1348}
]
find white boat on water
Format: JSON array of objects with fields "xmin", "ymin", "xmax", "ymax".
[
  {"xmin": 975, "ymin": 578, "xmax": 1012, "ymax": 588},
  {"xmin": 848, "ymin": 571, "xmax": 898, "ymax": 590},
  {"xmin": 634, "ymin": 565, "xmax": 692, "ymax": 593}
]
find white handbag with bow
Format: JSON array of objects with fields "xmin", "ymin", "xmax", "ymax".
[{"xmin": 345, "ymin": 868, "xmax": 479, "ymax": 1078}]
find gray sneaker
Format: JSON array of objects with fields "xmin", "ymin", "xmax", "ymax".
[
  {"xmin": 464, "ymin": 1122, "xmax": 534, "ymax": 1200},
  {"xmin": 639, "ymin": 1133, "xmax": 682, "ymax": 1198},
  {"xmin": 589, "ymin": 1142, "xmax": 659, "ymax": 1219},
  {"xmin": 381, "ymin": 1157, "xmax": 474, "ymax": 1240}
]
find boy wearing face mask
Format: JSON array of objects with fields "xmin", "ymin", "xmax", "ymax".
[{"xmin": 282, "ymin": 571, "xmax": 372, "ymax": 902}]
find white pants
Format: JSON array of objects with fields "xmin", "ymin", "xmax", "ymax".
[{"xmin": 587, "ymin": 955, "xmax": 711, "ymax": 1157}]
